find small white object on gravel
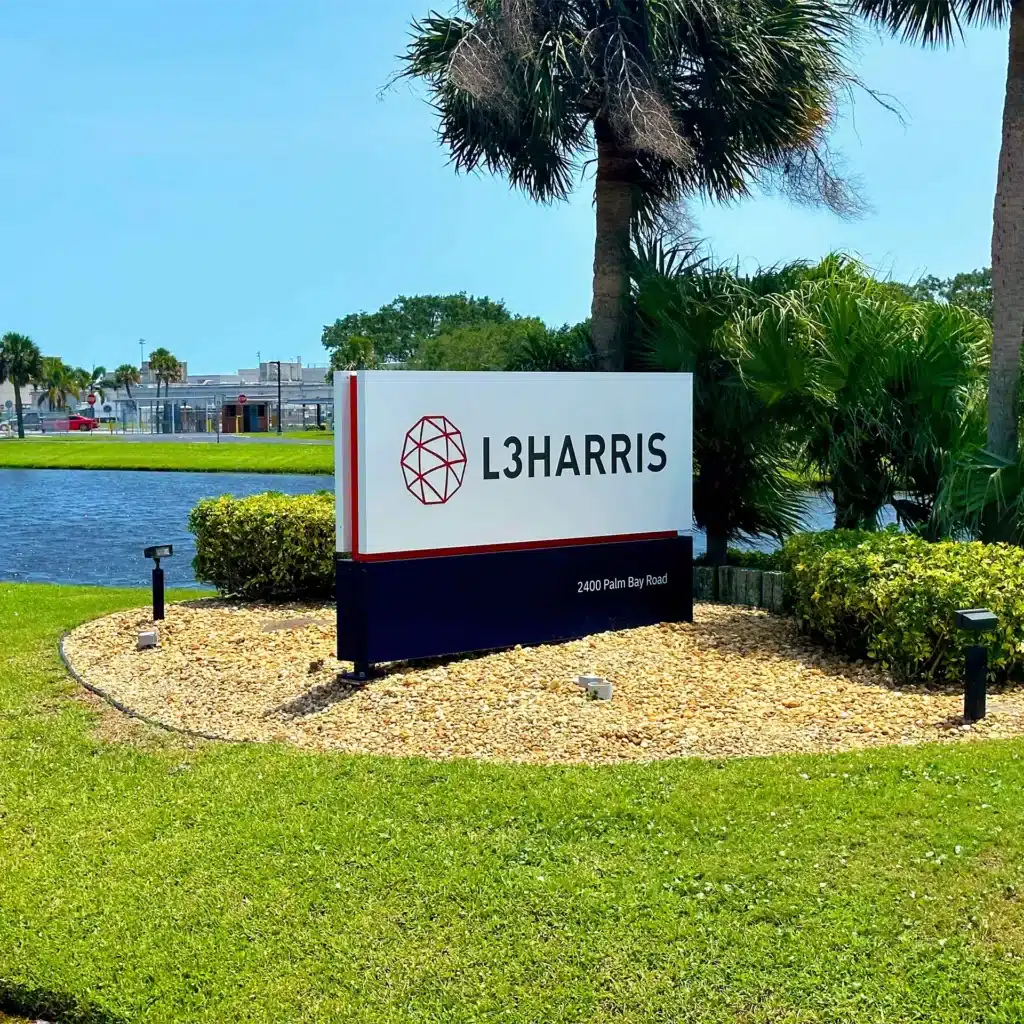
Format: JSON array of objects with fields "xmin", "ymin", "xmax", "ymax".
[{"xmin": 137, "ymin": 630, "xmax": 158, "ymax": 650}]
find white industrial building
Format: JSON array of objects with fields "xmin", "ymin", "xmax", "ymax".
[{"xmin": 4, "ymin": 359, "xmax": 334, "ymax": 434}]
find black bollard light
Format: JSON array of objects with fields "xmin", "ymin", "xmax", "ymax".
[
  {"xmin": 144, "ymin": 544, "xmax": 174, "ymax": 621},
  {"xmin": 954, "ymin": 608, "xmax": 999, "ymax": 722}
]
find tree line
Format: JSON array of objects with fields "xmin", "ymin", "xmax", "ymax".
[
  {"xmin": 322, "ymin": 294, "xmax": 592, "ymax": 372},
  {"xmin": 0, "ymin": 334, "xmax": 184, "ymax": 438}
]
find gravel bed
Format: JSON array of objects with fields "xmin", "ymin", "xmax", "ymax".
[{"xmin": 60, "ymin": 602, "xmax": 1024, "ymax": 765}]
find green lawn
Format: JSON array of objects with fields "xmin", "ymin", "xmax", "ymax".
[
  {"xmin": 3, "ymin": 583, "xmax": 1024, "ymax": 1023},
  {"xmin": 239, "ymin": 430, "xmax": 333, "ymax": 441},
  {"xmin": 0, "ymin": 438, "xmax": 333, "ymax": 474}
]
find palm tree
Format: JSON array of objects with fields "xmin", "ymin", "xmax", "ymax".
[
  {"xmin": 0, "ymin": 332, "xmax": 43, "ymax": 438},
  {"xmin": 69, "ymin": 368, "xmax": 89, "ymax": 411},
  {"xmin": 35, "ymin": 356, "xmax": 80, "ymax": 413},
  {"xmin": 402, "ymin": 0, "xmax": 859, "ymax": 370},
  {"xmin": 852, "ymin": 2, "xmax": 1020, "ymax": 466},
  {"xmin": 85, "ymin": 365, "xmax": 108, "ymax": 402},
  {"xmin": 113, "ymin": 363, "xmax": 141, "ymax": 399},
  {"xmin": 730, "ymin": 257, "xmax": 990, "ymax": 534},
  {"xmin": 148, "ymin": 347, "xmax": 181, "ymax": 396},
  {"xmin": 631, "ymin": 243, "xmax": 811, "ymax": 563}
]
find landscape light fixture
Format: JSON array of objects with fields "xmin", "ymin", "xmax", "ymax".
[
  {"xmin": 144, "ymin": 544, "xmax": 174, "ymax": 621},
  {"xmin": 954, "ymin": 608, "xmax": 999, "ymax": 722}
]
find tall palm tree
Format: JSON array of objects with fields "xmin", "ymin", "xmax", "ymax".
[
  {"xmin": 113, "ymin": 363, "xmax": 141, "ymax": 399},
  {"xmin": 0, "ymin": 332, "xmax": 43, "ymax": 439},
  {"xmin": 69, "ymin": 364, "xmax": 93, "ymax": 403},
  {"xmin": 85, "ymin": 365, "xmax": 108, "ymax": 402},
  {"xmin": 147, "ymin": 347, "xmax": 180, "ymax": 397},
  {"xmin": 852, "ymin": 2, "xmax": 1020, "ymax": 465},
  {"xmin": 402, "ymin": 0, "xmax": 859, "ymax": 370},
  {"xmin": 35, "ymin": 356, "xmax": 79, "ymax": 413}
]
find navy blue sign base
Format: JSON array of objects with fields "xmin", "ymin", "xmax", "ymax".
[{"xmin": 336, "ymin": 535, "xmax": 692, "ymax": 668}]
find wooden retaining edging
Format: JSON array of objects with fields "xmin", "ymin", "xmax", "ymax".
[{"xmin": 692, "ymin": 567, "xmax": 786, "ymax": 613}]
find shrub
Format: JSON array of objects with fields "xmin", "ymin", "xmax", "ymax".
[
  {"xmin": 694, "ymin": 548, "xmax": 782, "ymax": 570},
  {"xmin": 781, "ymin": 529, "xmax": 1024, "ymax": 683},
  {"xmin": 189, "ymin": 492, "xmax": 336, "ymax": 599}
]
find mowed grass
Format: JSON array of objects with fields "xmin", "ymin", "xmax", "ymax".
[
  {"xmin": 239, "ymin": 430, "xmax": 333, "ymax": 441},
  {"xmin": 4, "ymin": 583, "xmax": 1024, "ymax": 1023},
  {"xmin": 0, "ymin": 438, "xmax": 333, "ymax": 474}
]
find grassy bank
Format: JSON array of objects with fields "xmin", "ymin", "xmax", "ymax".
[
  {"xmin": 0, "ymin": 438, "xmax": 333, "ymax": 474},
  {"xmin": 3, "ymin": 583, "xmax": 1024, "ymax": 1022}
]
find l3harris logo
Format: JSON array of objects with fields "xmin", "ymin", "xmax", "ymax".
[{"xmin": 400, "ymin": 415, "xmax": 467, "ymax": 505}]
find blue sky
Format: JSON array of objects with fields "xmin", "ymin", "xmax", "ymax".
[{"xmin": 0, "ymin": 1, "xmax": 1007, "ymax": 374}]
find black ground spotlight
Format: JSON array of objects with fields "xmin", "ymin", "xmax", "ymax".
[
  {"xmin": 954, "ymin": 608, "xmax": 998, "ymax": 723},
  {"xmin": 144, "ymin": 544, "xmax": 174, "ymax": 621}
]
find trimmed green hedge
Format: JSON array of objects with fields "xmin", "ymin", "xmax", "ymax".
[
  {"xmin": 189, "ymin": 492, "xmax": 336, "ymax": 599},
  {"xmin": 694, "ymin": 548, "xmax": 783, "ymax": 571},
  {"xmin": 780, "ymin": 529, "xmax": 1024, "ymax": 683}
]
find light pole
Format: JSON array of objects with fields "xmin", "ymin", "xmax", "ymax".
[{"xmin": 274, "ymin": 359, "xmax": 282, "ymax": 435}]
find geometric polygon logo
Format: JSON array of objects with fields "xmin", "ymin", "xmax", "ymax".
[{"xmin": 400, "ymin": 415, "xmax": 468, "ymax": 505}]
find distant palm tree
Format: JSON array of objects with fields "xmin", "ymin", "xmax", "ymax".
[
  {"xmin": 0, "ymin": 332, "xmax": 43, "ymax": 438},
  {"xmin": 35, "ymin": 357, "xmax": 80, "ymax": 413},
  {"xmin": 69, "ymin": 368, "xmax": 90, "ymax": 410},
  {"xmin": 86, "ymin": 365, "xmax": 108, "ymax": 402},
  {"xmin": 148, "ymin": 347, "xmax": 181, "ymax": 396},
  {"xmin": 113, "ymin": 363, "xmax": 141, "ymax": 399},
  {"xmin": 851, "ymin": 1, "xmax": 1020, "ymax": 467},
  {"xmin": 401, "ymin": 0, "xmax": 859, "ymax": 369}
]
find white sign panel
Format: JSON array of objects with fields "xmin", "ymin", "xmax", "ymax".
[{"xmin": 335, "ymin": 370, "xmax": 692, "ymax": 558}]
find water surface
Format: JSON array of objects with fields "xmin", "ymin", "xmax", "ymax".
[
  {"xmin": 0, "ymin": 469, "xmax": 328, "ymax": 588},
  {"xmin": 0, "ymin": 467, "xmax": 893, "ymax": 588}
]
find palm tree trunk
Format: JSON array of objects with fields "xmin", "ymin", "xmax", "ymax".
[
  {"xmin": 988, "ymin": 1, "xmax": 1024, "ymax": 461},
  {"xmin": 591, "ymin": 118, "xmax": 634, "ymax": 371},
  {"xmin": 13, "ymin": 384, "xmax": 24, "ymax": 440},
  {"xmin": 704, "ymin": 530, "xmax": 728, "ymax": 567}
]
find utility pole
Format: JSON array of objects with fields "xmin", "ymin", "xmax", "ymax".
[
  {"xmin": 274, "ymin": 360, "xmax": 282, "ymax": 435},
  {"xmin": 139, "ymin": 338, "xmax": 145, "ymax": 367}
]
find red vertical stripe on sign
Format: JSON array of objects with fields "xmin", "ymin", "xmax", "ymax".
[{"xmin": 349, "ymin": 373, "xmax": 360, "ymax": 559}]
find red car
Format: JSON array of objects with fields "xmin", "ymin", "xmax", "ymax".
[{"xmin": 68, "ymin": 414, "xmax": 98, "ymax": 431}]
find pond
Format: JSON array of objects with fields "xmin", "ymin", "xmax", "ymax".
[
  {"xmin": 0, "ymin": 469, "xmax": 329, "ymax": 588},
  {"xmin": 0, "ymin": 468, "xmax": 894, "ymax": 588}
]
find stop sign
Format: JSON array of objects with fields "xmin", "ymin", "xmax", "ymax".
[
  {"xmin": 238, "ymin": 394, "xmax": 248, "ymax": 405},
  {"xmin": 87, "ymin": 393, "xmax": 96, "ymax": 406}
]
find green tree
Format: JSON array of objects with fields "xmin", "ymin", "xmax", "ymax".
[
  {"xmin": 852, "ymin": 2, "xmax": 1020, "ymax": 467},
  {"xmin": 730, "ymin": 259, "xmax": 990, "ymax": 533},
  {"xmin": 402, "ymin": 0, "xmax": 858, "ymax": 371},
  {"xmin": 147, "ymin": 347, "xmax": 181, "ymax": 396},
  {"xmin": 903, "ymin": 268, "xmax": 993, "ymax": 322},
  {"xmin": 0, "ymin": 332, "xmax": 43, "ymax": 439},
  {"xmin": 87, "ymin": 365, "xmax": 109, "ymax": 402},
  {"xmin": 71, "ymin": 365, "xmax": 109, "ymax": 407},
  {"xmin": 505, "ymin": 320, "xmax": 594, "ymax": 371},
  {"xmin": 34, "ymin": 356, "xmax": 80, "ymax": 413},
  {"xmin": 113, "ymin": 363, "xmax": 141, "ymax": 399},
  {"xmin": 631, "ymin": 244, "xmax": 811, "ymax": 564},
  {"xmin": 322, "ymin": 294, "xmax": 510, "ymax": 370},
  {"xmin": 412, "ymin": 317, "xmax": 594, "ymax": 371},
  {"xmin": 412, "ymin": 318, "xmax": 545, "ymax": 370},
  {"xmin": 327, "ymin": 335, "xmax": 380, "ymax": 372}
]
